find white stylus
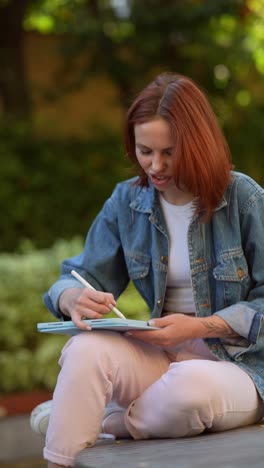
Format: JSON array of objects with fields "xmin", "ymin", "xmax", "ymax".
[{"xmin": 71, "ymin": 269, "xmax": 127, "ymax": 319}]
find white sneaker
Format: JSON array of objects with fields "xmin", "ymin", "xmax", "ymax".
[
  {"xmin": 96, "ymin": 433, "xmax": 116, "ymax": 443},
  {"xmin": 30, "ymin": 400, "xmax": 116, "ymax": 442},
  {"xmin": 30, "ymin": 400, "xmax": 52, "ymax": 436}
]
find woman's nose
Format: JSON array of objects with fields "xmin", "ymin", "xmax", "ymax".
[{"xmin": 151, "ymin": 154, "xmax": 165, "ymax": 171}]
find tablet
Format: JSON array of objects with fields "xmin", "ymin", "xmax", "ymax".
[{"xmin": 37, "ymin": 318, "xmax": 158, "ymax": 336}]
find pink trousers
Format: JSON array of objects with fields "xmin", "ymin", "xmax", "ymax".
[{"xmin": 44, "ymin": 331, "xmax": 264, "ymax": 466}]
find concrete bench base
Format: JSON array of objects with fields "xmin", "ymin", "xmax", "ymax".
[{"xmin": 76, "ymin": 424, "xmax": 264, "ymax": 468}]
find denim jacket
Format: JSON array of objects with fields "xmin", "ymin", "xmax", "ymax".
[{"xmin": 44, "ymin": 171, "xmax": 264, "ymax": 400}]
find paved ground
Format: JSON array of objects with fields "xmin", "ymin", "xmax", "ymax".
[
  {"xmin": 76, "ymin": 425, "xmax": 264, "ymax": 468},
  {"xmin": 1, "ymin": 460, "xmax": 45, "ymax": 468},
  {"xmin": 2, "ymin": 414, "xmax": 264, "ymax": 468},
  {"xmin": 0, "ymin": 414, "xmax": 45, "ymax": 466}
]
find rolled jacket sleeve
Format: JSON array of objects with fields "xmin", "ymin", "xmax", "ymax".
[{"xmin": 215, "ymin": 303, "xmax": 264, "ymax": 344}]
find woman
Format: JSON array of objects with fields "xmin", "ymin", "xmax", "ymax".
[{"xmin": 39, "ymin": 73, "xmax": 264, "ymax": 467}]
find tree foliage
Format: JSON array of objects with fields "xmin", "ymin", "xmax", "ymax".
[
  {"xmin": 0, "ymin": 0, "xmax": 263, "ymax": 129},
  {"xmin": 22, "ymin": 1, "xmax": 264, "ymax": 102}
]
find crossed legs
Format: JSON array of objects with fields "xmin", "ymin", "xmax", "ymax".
[{"xmin": 45, "ymin": 332, "xmax": 264, "ymax": 467}]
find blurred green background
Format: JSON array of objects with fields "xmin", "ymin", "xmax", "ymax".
[{"xmin": 1, "ymin": 0, "xmax": 264, "ymax": 394}]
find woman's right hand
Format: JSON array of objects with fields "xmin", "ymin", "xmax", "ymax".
[{"xmin": 59, "ymin": 288, "xmax": 117, "ymax": 330}]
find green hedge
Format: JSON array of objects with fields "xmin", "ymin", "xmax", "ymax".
[
  {"xmin": 0, "ymin": 238, "xmax": 149, "ymax": 394},
  {"xmin": 0, "ymin": 122, "xmax": 131, "ymax": 252}
]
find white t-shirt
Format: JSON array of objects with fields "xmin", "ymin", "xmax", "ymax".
[{"xmin": 159, "ymin": 194, "xmax": 196, "ymax": 314}]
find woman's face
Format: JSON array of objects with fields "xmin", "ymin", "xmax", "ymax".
[{"xmin": 134, "ymin": 117, "xmax": 193, "ymax": 205}]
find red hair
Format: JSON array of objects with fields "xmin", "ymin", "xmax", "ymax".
[{"xmin": 124, "ymin": 72, "xmax": 232, "ymax": 221}]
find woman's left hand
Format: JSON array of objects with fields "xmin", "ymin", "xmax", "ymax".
[
  {"xmin": 125, "ymin": 313, "xmax": 237, "ymax": 347},
  {"xmin": 125, "ymin": 313, "xmax": 200, "ymax": 347}
]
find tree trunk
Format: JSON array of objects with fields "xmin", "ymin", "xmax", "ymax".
[{"xmin": 0, "ymin": 0, "xmax": 31, "ymax": 120}]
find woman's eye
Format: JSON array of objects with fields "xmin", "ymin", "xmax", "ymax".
[{"xmin": 140, "ymin": 149, "xmax": 152, "ymax": 155}]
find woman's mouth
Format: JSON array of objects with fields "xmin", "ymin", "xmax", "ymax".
[{"xmin": 150, "ymin": 175, "xmax": 171, "ymax": 187}]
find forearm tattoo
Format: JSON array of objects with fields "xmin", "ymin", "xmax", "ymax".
[{"xmin": 201, "ymin": 318, "xmax": 238, "ymax": 338}]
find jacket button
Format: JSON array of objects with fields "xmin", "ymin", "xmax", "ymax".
[
  {"xmin": 161, "ymin": 255, "xmax": 168, "ymax": 264},
  {"xmin": 157, "ymin": 299, "xmax": 162, "ymax": 306},
  {"xmin": 237, "ymin": 267, "xmax": 245, "ymax": 279},
  {"xmin": 195, "ymin": 258, "xmax": 204, "ymax": 264}
]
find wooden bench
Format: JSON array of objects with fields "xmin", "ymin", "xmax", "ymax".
[{"xmin": 75, "ymin": 424, "xmax": 264, "ymax": 468}]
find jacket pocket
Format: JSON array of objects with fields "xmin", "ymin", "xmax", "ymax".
[
  {"xmin": 125, "ymin": 252, "xmax": 151, "ymax": 280},
  {"xmin": 213, "ymin": 249, "xmax": 251, "ymax": 307},
  {"xmin": 213, "ymin": 249, "xmax": 249, "ymax": 282}
]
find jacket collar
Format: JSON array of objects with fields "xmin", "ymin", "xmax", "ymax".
[
  {"xmin": 129, "ymin": 180, "xmax": 227, "ymax": 215},
  {"xmin": 215, "ymin": 197, "xmax": 227, "ymax": 211},
  {"xmin": 129, "ymin": 182, "xmax": 157, "ymax": 214}
]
